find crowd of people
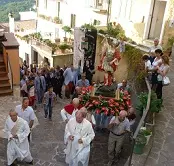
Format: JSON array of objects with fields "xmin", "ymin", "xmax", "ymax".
[
  {"xmin": 143, "ymin": 38, "xmax": 170, "ymax": 99},
  {"xmin": 4, "ymin": 37, "xmax": 170, "ymax": 166}
]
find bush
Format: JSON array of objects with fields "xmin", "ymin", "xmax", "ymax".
[{"xmin": 58, "ymin": 44, "xmax": 71, "ymax": 50}]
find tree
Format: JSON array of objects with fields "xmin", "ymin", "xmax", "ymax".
[{"xmin": 62, "ymin": 26, "xmax": 72, "ymax": 38}]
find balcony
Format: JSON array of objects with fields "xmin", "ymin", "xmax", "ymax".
[{"xmin": 38, "ymin": 14, "xmax": 62, "ymax": 24}]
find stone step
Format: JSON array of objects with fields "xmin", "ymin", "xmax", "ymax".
[
  {"xmin": 0, "ymin": 82, "xmax": 11, "ymax": 88},
  {"xmin": 0, "ymin": 65, "xmax": 6, "ymax": 71},
  {"xmin": 0, "ymin": 71, "xmax": 8, "ymax": 77},
  {"xmin": 0, "ymin": 89, "xmax": 13, "ymax": 96},
  {"xmin": 0, "ymin": 76, "xmax": 9, "ymax": 81}
]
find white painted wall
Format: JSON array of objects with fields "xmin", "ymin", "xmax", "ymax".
[
  {"xmin": 37, "ymin": 0, "xmax": 107, "ymax": 40},
  {"xmin": 19, "ymin": 11, "xmax": 37, "ymax": 21},
  {"xmin": 16, "ymin": 38, "xmax": 32, "ymax": 65}
]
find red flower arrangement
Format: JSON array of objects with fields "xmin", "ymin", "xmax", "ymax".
[{"xmin": 79, "ymin": 87, "xmax": 131, "ymax": 116}]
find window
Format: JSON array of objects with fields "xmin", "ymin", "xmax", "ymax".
[
  {"xmin": 44, "ymin": 0, "xmax": 47, "ymax": 9},
  {"xmin": 57, "ymin": 2, "xmax": 60, "ymax": 18},
  {"xmin": 70, "ymin": 14, "xmax": 76, "ymax": 28},
  {"xmin": 98, "ymin": 0, "xmax": 103, "ymax": 6}
]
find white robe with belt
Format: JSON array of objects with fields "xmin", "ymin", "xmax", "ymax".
[
  {"xmin": 4, "ymin": 116, "xmax": 33, "ymax": 165},
  {"xmin": 64, "ymin": 118, "xmax": 95, "ymax": 166}
]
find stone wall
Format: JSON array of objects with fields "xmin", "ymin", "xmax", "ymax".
[{"xmin": 53, "ymin": 54, "xmax": 73, "ymax": 68}]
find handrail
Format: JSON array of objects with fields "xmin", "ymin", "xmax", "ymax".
[
  {"xmin": 7, "ymin": 53, "xmax": 14, "ymax": 92},
  {"xmin": 128, "ymin": 77, "xmax": 151, "ymax": 166}
]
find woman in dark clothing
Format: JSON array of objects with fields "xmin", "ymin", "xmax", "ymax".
[
  {"xmin": 83, "ymin": 60, "xmax": 95, "ymax": 85},
  {"xmin": 45, "ymin": 72, "xmax": 52, "ymax": 92},
  {"xmin": 51, "ymin": 71, "xmax": 63, "ymax": 98}
]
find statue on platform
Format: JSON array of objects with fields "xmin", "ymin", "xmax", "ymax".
[{"xmin": 98, "ymin": 37, "xmax": 121, "ymax": 86}]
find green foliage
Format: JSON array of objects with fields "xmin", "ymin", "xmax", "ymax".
[
  {"xmin": 0, "ymin": 0, "xmax": 35, "ymax": 23},
  {"xmin": 98, "ymin": 23, "xmax": 126, "ymax": 39},
  {"xmin": 58, "ymin": 44, "xmax": 71, "ymax": 50},
  {"xmin": 135, "ymin": 133, "xmax": 147, "ymax": 145},
  {"xmin": 165, "ymin": 36, "xmax": 174, "ymax": 51},
  {"xmin": 53, "ymin": 17, "xmax": 62, "ymax": 24},
  {"xmin": 107, "ymin": 23, "xmax": 125, "ymax": 39},
  {"xmin": 136, "ymin": 91, "xmax": 163, "ymax": 115},
  {"xmin": 124, "ymin": 44, "xmax": 147, "ymax": 84},
  {"xmin": 62, "ymin": 26, "xmax": 72, "ymax": 37},
  {"xmin": 81, "ymin": 24, "xmax": 97, "ymax": 30}
]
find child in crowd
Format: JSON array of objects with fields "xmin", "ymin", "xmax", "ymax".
[
  {"xmin": 27, "ymin": 78, "xmax": 36, "ymax": 109},
  {"xmin": 142, "ymin": 54, "xmax": 153, "ymax": 82},
  {"xmin": 43, "ymin": 86, "xmax": 56, "ymax": 121}
]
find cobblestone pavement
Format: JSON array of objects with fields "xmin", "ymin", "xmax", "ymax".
[{"xmin": 0, "ymin": 96, "xmax": 131, "ymax": 166}]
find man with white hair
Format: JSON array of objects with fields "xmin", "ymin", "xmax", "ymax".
[
  {"xmin": 149, "ymin": 38, "xmax": 163, "ymax": 64},
  {"xmin": 61, "ymin": 98, "xmax": 81, "ymax": 123},
  {"xmin": 4, "ymin": 109, "xmax": 33, "ymax": 166},
  {"xmin": 107, "ymin": 110, "xmax": 130, "ymax": 166},
  {"xmin": 64, "ymin": 108, "xmax": 95, "ymax": 166}
]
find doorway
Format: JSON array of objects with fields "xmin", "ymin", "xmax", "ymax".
[
  {"xmin": 148, "ymin": 0, "xmax": 166, "ymax": 39},
  {"xmin": 25, "ymin": 53, "xmax": 29, "ymax": 66},
  {"xmin": 33, "ymin": 51, "xmax": 38, "ymax": 64}
]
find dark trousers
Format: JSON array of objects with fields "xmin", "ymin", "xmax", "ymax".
[
  {"xmin": 44, "ymin": 104, "xmax": 52, "ymax": 119},
  {"xmin": 28, "ymin": 133, "xmax": 31, "ymax": 142},
  {"xmin": 156, "ymin": 81, "xmax": 163, "ymax": 99}
]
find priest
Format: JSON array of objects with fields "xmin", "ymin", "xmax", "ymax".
[
  {"xmin": 60, "ymin": 98, "xmax": 82, "ymax": 123},
  {"xmin": 64, "ymin": 108, "xmax": 95, "ymax": 166},
  {"xmin": 4, "ymin": 109, "xmax": 33, "ymax": 166}
]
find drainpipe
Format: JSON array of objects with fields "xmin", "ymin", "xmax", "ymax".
[{"xmin": 107, "ymin": 0, "xmax": 112, "ymax": 25}]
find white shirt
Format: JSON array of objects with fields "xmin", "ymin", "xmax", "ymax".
[
  {"xmin": 61, "ymin": 108, "xmax": 78, "ymax": 122},
  {"xmin": 145, "ymin": 60, "xmax": 152, "ymax": 70},
  {"xmin": 15, "ymin": 105, "xmax": 35, "ymax": 125},
  {"xmin": 152, "ymin": 58, "xmax": 162, "ymax": 68},
  {"xmin": 149, "ymin": 45, "xmax": 162, "ymax": 53},
  {"xmin": 21, "ymin": 83, "xmax": 27, "ymax": 93}
]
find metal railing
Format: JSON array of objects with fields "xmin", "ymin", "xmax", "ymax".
[
  {"xmin": 7, "ymin": 53, "xmax": 13, "ymax": 92},
  {"xmin": 128, "ymin": 77, "xmax": 152, "ymax": 166}
]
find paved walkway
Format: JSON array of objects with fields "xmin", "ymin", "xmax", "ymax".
[
  {"xmin": 144, "ymin": 57, "xmax": 174, "ymax": 166},
  {"xmin": 0, "ymin": 96, "xmax": 131, "ymax": 166}
]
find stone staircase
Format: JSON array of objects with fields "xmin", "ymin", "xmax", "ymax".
[{"xmin": 0, "ymin": 55, "xmax": 13, "ymax": 96}]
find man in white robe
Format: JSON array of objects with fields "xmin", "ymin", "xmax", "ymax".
[
  {"xmin": 64, "ymin": 108, "xmax": 95, "ymax": 166},
  {"xmin": 4, "ymin": 110, "xmax": 33, "ymax": 166}
]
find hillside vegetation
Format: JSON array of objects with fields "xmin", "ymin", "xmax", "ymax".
[{"xmin": 0, "ymin": 0, "xmax": 35, "ymax": 23}]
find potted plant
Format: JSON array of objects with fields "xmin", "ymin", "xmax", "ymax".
[
  {"xmin": 133, "ymin": 133, "xmax": 147, "ymax": 154},
  {"xmin": 54, "ymin": 17, "xmax": 61, "ymax": 24},
  {"xmin": 140, "ymin": 127, "xmax": 152, "ymax": 145},
  {"xmin": 136, "ymin": 91, "xmax": 162, "ymax": 130},
  {"xmin": 58, "ymin": 44, "xmax": 71, "ymax": 53},
  {"xmin": 55, "ymin": 38, "xmax": 60, "ymax": 43},
  {"xmin": 62, "ymin": 26, "xmax": 72, "ymax": 42}
]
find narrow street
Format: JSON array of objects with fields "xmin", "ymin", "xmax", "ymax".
[
  {"xmin": 143, "ymin": 57, "xmax": 174, "ymax": 166},
  {"xmin": 0, "ymin": 97, "xmax": 131, "ymax": 166}
]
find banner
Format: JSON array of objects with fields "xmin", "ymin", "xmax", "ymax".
[
  {"xmin": 84, "ymin": 29, "xmax": 97, "ymax": 70},
  {"xmin": 73, "ymin": 28, "xmax": 85, "ymax": 72}
]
